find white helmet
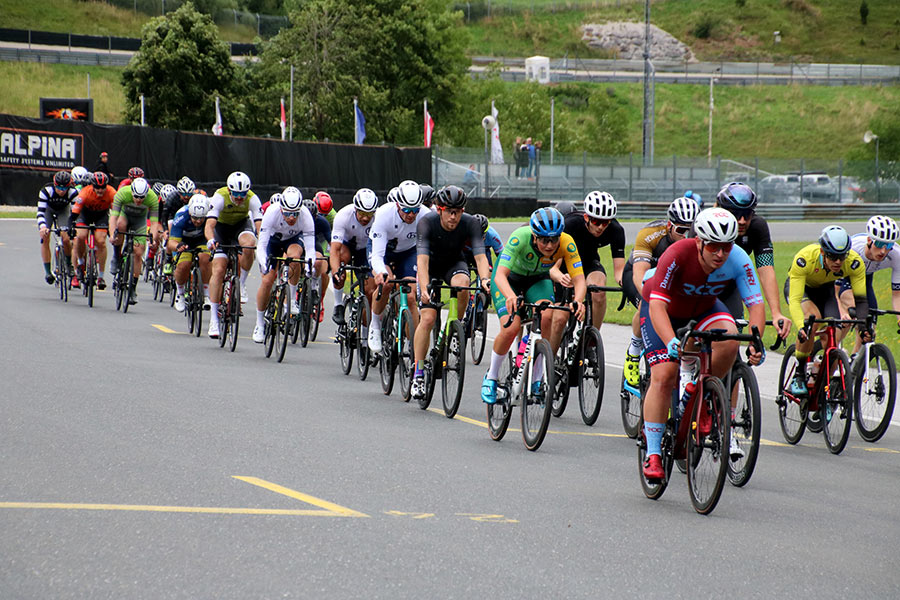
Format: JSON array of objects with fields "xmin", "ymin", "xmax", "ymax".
[
  {"xmin": 268, "ymin": 192, "xmax": 283, "ymax": 206},
  {"xmin": 396, "ymin": 180, "xmax": 424, "ymax": 209},
  {"xmin": 226, "ymin": 171, "xmax": 251, "ymax": 194},
  {"xmin": 694, "ymin": 208, "xmax": 738, "ymax": 243},
  {"xmin": 583, "ymin": 191, "xmax": 617, "ymax": 219},
  {"xmin": 386, "ymin": 186, "xmax": 402, "ymax": 204},
  {"xmin": 188, "ymin": 194, "xmax": 210, "ymax": 218},
  {"xmin": 176, "ymin": 176, "xmax": 196, "ymax": 196},
  {"xmin": 71, "ymin": 166, "xmax": 90, "ymax": 185},
  {"xmin": 866, "ymin": 215, "xmax": 899, "ymax": 244},
  {"xmin": 159, "ymin": 184, "xmax": 178, "ymax": 203},
  {"xmin": 668, "ymin": 196, "xmax": 700, "ymax": 225},
  {"xmin": 281, "ymin": 186, "xmax": 303, "ymax": 211},
  {"xmin": 131, "ymin": 177, "xmax": 150, "ymax": 198},
  {"xmin": 353, "ymin": 188, "xmax": 378, "ymax": 212}
]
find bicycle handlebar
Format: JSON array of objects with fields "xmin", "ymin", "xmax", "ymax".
[
  {"xmin": 676, "ymin": 320, "xmax": 764, "ymax": 357},
  {"xmin": 502, "ymin": 296, "xmax": 575, "ymax": 329}
]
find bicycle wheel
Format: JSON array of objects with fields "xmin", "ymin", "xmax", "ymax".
[
  {"xmin": 264, "ymin": 293, "xmax": 277, "ymax": 358},
  {"xmin": 487, "ymin": 353, "xmax": 514, "ymax": 442},
  {"xmin": 218, "ymin": 277, "xmax": 231, "ymax": 348},
  {"xmin": 356, "ymin": 295, "xmax": 371, "ymax": 381},
  {"xmin": 805, "ymin": 342, "xmax": 825, "ymax": 433},
  {"xmin": 821, "ymin": 348, "xmax": 852, "ymax": 454},
  {"xmin": 551, "ymin": 338, "xmax": 570, "ymax": 419},
  {"xmin": 727, "ymin": 362, "xmax": 761, "ymax": 488},
  {"xmin": 290, "ymin": 285, "xmax": 301, "ymax": 345},
  {"xmin": 470, "ymin": 292, "xmax": 487, "ymax": 365},
  {"xmin": 380, "ymin": 304, "xmax": 396, "ymax": 395},
  {"xmin": 441, "ymin": 320, "xmax": 467, "ymax": 418},
  {"xmin": 398, "ymin": 309, "xmax": 414, "ymax": 402},
  {"xmin": 521, "ymin": 338, "xmax": 555, "ymax": 451},
  {"xmin": 620, "ymin": 354, "xmax": 647, "ymax": 439},
  {"xmin": 276, "ymin": 287, "xmax": 290, "ymax": 363},
  {"xmin": 228, "ymin": 272, "xmax": 241, "ymax": 353},
  {"xmin": 310, "ymin": 289, "xmax": 322, "ymax": 342},
  {"xmin": 122, "ymin": 253, "xmax": 134, "ymax": 314},
  {"xmin": 776, "ymin": 344, "xmax": 808, "ymax": 444},
  {"xmin": 299, "ymin": 282, "xmax": 312, "ymax": 348},
  {"xmin": 578, "ymin": 327, "xmax": 605, "ymax": 426},
  {"xmin": 54, "ymin": 244, "xmax": 65, "ymax": 302},
  {"xmin": 420, "ymin": 325, "xmax": 440, "ymax": 410},
  {"xmin": 853, "ymin": 343, "xmax": 897, "ymax": 443},
  {"xmin": 687, "ymin": 376, "xmax": 730, "ymax": 515},
  {"xmin": 193, "ymin": 267, "xmax": 204, "ymax": 338},
  {"xmin": 114, "ymin": 261, "xmax": 126, "ymax": 311}
]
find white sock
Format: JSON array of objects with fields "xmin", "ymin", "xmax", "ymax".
[
  {"xmin": 371, "ymin": 311, "xmax": 382, "ymax": 331},
  {"xmin": 488, "ymin": 350, "xmax": 505, "ymax": 380},
  {"xmin": 203, "ymin": 284, "xmax": 210, "ymax": 296},
  {"xmin": 333, "ymin": 288, "xmax": 344, "ymax": 305},
  {"xmin": 176, "ymin": 284, "xmax": 184, "ymax": 296},
  {"xmin": 628, "ymin": 336, "xmax": 643, "ymax": 357},
  {"xmin": 240, "ymin": 268, "xmax": 249, "ymax": 286},
  {"xmin": 288, "ymin": 283, "xmax": 297, "ymax": 302},
  {"xmin": 210, "ymin": 302, "xmax": 219, "ymax": 323},
  {"xmin": 256, "ymin": 309, "xmax": 266, "ymax": 329}
]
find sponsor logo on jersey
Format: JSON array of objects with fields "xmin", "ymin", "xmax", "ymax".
[
  {"xmin": 509, "ymin": 237, "xmax": 520, "ymax": 247},
  {"xmin": 660, "ymin": 259, "xmax": 679, "ymax": 289},
  {"xmin": 851, "ymin": 259, "xmax": 860, "ymax": 270},
  {"xmin": 500, "ymin": 253, "xmax": 511, "ymax": 261},
  {"xmin": 567, "ymin": 242, "xmax": 576, "ymax": 253},
  {"xmin": 526, "ymin": 252, "xmax": 534, "ymax": 260},
  {"xmin": 573, "ymin": 261, "xmax": 582, "ymax": 269},
  {"xmin": 796, "ymin": 257, "xmax": 806, "ymax": 268},
  {"xmin": 683, "ymin": 282, "xmax": 728, "ymax": 296},
  {"xmin": 743, "ymin": 263, "xmax": 756, "ymax": 286}
]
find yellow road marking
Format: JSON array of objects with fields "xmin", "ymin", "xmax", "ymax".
[
  {"xmin": 384, "ymin": 510, "xmax": 435, "ymax": 519},
  {"xmin": 760, "ymin": 438, "xmax": 791, "ymax": 448},
  {"xmin": 232, "ymin": 476, "xmax": 368, "ymax": 517},
  {"xmin": 0, "ymin": 502, "xmax": 351, "ymax": 516},
  {"xmin": 858, "ymin": 446, "xmax": 900, "ymax": 454},
  {"xmin": 151, "ymin": 324, "xmax": 184, "ymax": 334}
]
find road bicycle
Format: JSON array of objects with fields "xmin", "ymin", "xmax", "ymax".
[
  {"xmin": 179, "ymin": 246, "xmax": 207, "ymax": 337},
  {"xmin": 776, "ymin": 315, "xmax": 861, "ymax": 454},
  {"xmin": 637, "ymin": 321, "xmax": 762, "ymax": 515},
  {"xmin": 263, "ymin": 256, "xmax": 300, "ymax": 363},
  {"xmin": 463, "ymin": 279, "xmax": 489, "ymax": 365},
  {"xmin": 49, "ymin": 221, "xmax": 71, "ymax": 303},
  {"xmin": 335, "ymin": 266, "xmax": 373, "ymax": 380},
  {"xmin": 74, "ymin": 224, "xmax": 101, "ymax": 308},
  {"xmin": 294, "ymin": 257, "xmax": 328, "ymax": 348},
  {"xmin": 152, "ymin": 243, "xmax": 174, "ymax": 304},
  {"xmin": 112, "ymin": 229, "xmax": 147, "ymax": 313},
  {"xmin": 488, "ymin": 299, "xmax": 571, "ymax": 452},
  {"xmin": 215, "ymin": 244, "xmax": 246, "ymax": 353},
  {"xmin": 377, "ymin": 278, "xmax": 416, "ymax": 400},
  {"xmin": 851, "ymin": 308, "xmax": 898, "ymax": 443}
]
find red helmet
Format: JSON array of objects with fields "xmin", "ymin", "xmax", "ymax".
[
  {"xmin": 314, "ymin": 191, "xmax": 333, "ymax": 214},
  {"xmin": 128, "ymin": 166, "xmax": 145, "ymax": 180},
  {"xmin": 91, "ymin": 171, "xmax": 109, "ymax": 188}
]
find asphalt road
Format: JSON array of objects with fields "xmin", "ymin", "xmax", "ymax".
[{"xmin": 1, "ymin": 219, "xmax": 898, "ymax": 599}]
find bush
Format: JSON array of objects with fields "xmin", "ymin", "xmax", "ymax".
[
  {"xmin": 860, "ymin": 1, "xmax": 869, "ymax": 25},
  {"xmin": 782, "ymin": 0, "xmax": 822, "ymax": 19},
  {"xmin": 692, "ymin": 15, "xmax": 719, "ymax": 40}
]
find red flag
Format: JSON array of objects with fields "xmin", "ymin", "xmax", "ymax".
[
  {"xmin": 280, "ymin": 98, "xmax": 287, "ymax": 141},
  {"xmin": 424, "ymin": 109, "xmax": 435, "ymax": 148}
]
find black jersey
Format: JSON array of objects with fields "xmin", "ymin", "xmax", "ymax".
[
  {"xmin": 416, "ymin": 212, "xmax": 485, "ymax": 264},
  {"xmin": 37, "ymin": 184, "xmax": 78, "ymax": 227},
  {"xmin": 563, "ymin": 211, "xmax": 626, "ymax": 266},
  {"xmin": 735, "ymin": 215, "xmax": 774, "ymax": 269}
]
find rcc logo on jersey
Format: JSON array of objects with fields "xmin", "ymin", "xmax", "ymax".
[{"xmin": 683, "ymin": 282, "xmax": 728, "ymax": 296}]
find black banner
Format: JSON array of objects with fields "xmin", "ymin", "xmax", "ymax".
[
  {"xmin": 0, "ymin": 126, "xmax": 83, "ymax": 171},
  {"xmin": 40, "ymin": 98, "xmax": 94, "ymax": 122}
]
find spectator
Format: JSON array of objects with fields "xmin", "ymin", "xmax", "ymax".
[
  {"xmin": 513, "ymin": 136, "xmax": 524, "ymax": 178},
  {"xmin": 463, "ymin": 164, "xmax": 479, "ymax": 191},
  {"xmin": 94, "ymin": 151, "xmax": 113, "ymax": 187},
  {"xmin": 525, "ymin": 137, "xmax": 536, "ymax": 179}
]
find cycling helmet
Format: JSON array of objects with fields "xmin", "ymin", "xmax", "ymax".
[
  {"xmin": 131, "ymin": 177, "xmax": 150, "ymax": 198},
  {"xmin": 128, "ymin": 167, "xmax": 145, "ymax": 180},
  {"xmin": 53, "ymin": 170, "xmax": 72, "ymax": 188},
  {"xmin": 268, "ymin": 192, "xmax": 283, "ymax": 207},
  {"xmin": 420, "ymin": 184, "xmax": 436, "ymax": 207},
  {"xmin": 91, "ymin": 171, "xmax": 108, "ymax": 188},
  {"xmin": 226, "ymin": 171, "xmax": 251, "ymax": 194},
  {"xmin": 819, "ymin": 226, "xmax": 851, "ymax": 256},
  {"xmin": 386, "ymin": 186, "xmax": 402, "ymax": 204},
  {"xmin": 314, "ymin": 191, "xmax": 333, "ymax": 214},
  {"xmin": 694, "ymin": 208, "xmax": 738, "ymax": 243},
  {"xmin": 303, "ymin": 198, "xmax": 317, "ymax": 215},
  {"xmin": 152, "ymin": 181, "xmax": 164, "ymax": 195},
  {"xmin": 353, "ymin": 188, "xmax": 378, "ymax": 212},
  {"xmin": 187, "ymin": 194, "xmax": 209, "ymax": 218},
  {"xmin": 667, "ymin": 196, "xmax": 700, "ymax": 225},
  {"xmin": 436, "ymin": 185, "xmax": 467, "ymax": 209},
  {"xmin": 716, "ymin": 182, "xmax": 757, "ymax": 211},
  {"xmin": 866, "ymin": 215, "xmax": 900, "ymax": 244},
  {"xmin": 176, "ymin": 176, "xmax": 196, "ymax": 197},
  {"xmin": 71, "ymin": 166, "xmax": 90, "ymax": 185},
  {"xmin": 684, "ymin": 190, "xmax": 703, "ymax": 208},
  {"xmin": 529, "ymin": 207, "xmax": 565, "ymax": 237},
  {"xmin": 583, "ymin": 191, "xmax": 617, "ymax": 220},
  {"xmin": 282, "ymin": 186, "xmax": 303, "ymax": 211},
  {"xmin": 160, "ymin": 184, "xmax": 177, "ymax": 204},
  {"xmin": 472, "ymin": 213, "xmax": 490, "ymax": 234},
  {"xmin": 556, "ymin": 201, "xmax": 576, "ymax": 217},
  {"xmin": 396, "ymin": 180, "xmax": 424, "ymax": 209}
]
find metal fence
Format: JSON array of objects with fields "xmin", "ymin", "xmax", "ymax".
[
  {"xmin": 453, "ymin": 0, "xmax": 642, "ymax": 22},
  {"xmin": 434, "ymin": 147, "xmax": 900, "ymax": 211},
  {"xmin": 102, "ymin": 0, "xmax": 288, "ymax": 38}
]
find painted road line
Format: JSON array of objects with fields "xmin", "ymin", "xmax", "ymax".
[
  {"xmin": 152, "ymin": 324, "xmax": 185, "ymax": 334},
  {"xmin": 0, "ymin": 502, "xmax": 354, "ymax": 516},
  {"xmin": 233, "ymin": 476, "xmax": 368, "ymax": 517}
]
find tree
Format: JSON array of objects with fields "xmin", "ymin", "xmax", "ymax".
[
  {"xmin": 122, "ymin": 2, "xmax": 243, "ymax": 132},
  {"xmin": 860, "ymin": 1, "xmax": 869, "ymax": 25}
]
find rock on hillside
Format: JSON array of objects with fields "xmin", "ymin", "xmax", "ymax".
[{"xmin": 582, "ymin": 22, "xmax": 696, "ymax": 62}]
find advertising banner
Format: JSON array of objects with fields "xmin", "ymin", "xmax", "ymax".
[
  {"xmin": 39, "ymin": 98, "xmax": 94, "ymax": 122},
  {"xmin": 0, "ymin": 126, "xmax": 83, "ymax": 171}
]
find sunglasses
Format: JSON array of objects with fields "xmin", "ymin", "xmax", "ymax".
[
  {"xmin": 704, "ymin": 241, "xmax": 733, "ymax": 255},
  {"xmin": 54, "ymin": 184, "xmax": 68, "ymax": 190},
  {"xmin": 535, "ymin": 235, "xmax": 560, "ymax": 244},
  {"xmin": 672, "ymin": 225, "xmax": 691, "ymax": 236},
  {"xmin": 588, "ymin": 217, "xmax": 611, "ymax": 227},
  {"xmin": 357, "ymin": 210, "xmax": 375, "ymax": 218},
  {"xmin": 283, "ymin": 210, "xmax": 300, "ymax": 218},
  {"xmin": 873, "ymin": 240, "xmax": 895, "ymax": 250},
  {"xmin": 230, "ymin": 191, "xmax": 248, "ymax": 199},
  {"xmin": 399, "ymin": 206, "xmax": 420, "ymax": 215},
  {"xmin": 824, "ymin": 251, "xmax": 847, "ymax": 261},
  {"xmin": 726, "ymin": 207, "xmax": 754, "ymax": 221}
]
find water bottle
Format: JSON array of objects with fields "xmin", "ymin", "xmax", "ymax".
[
  {"xmin": 515, "ymin": 333, "xmax": 530, "ymax": 369},
  {"xmin": 676, "ymin": 356, "xmax": 699, "ymax": 418}
]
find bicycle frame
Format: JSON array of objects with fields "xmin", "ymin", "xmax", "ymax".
[{"xmin": 782, "ymin": 317, "xmax": 860, "ymax": 412}]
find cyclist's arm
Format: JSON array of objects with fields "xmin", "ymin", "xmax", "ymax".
[
  {"xmin": 301, "ymin": 211, "xmax": 316, "ymax": 265},
  {"xmin": 648, "ymin": 298, "xmax": 675, "ymax": 346},
  {"xmin": 493, "ymin": 264, "xmax": 516, "ymax": 303},
  {"xmin": 609, "ymin": 221, "xmax": 626, "ymax": 285},
  {"xmin": 369, "ymin": 228, "xmax": 389, "ymax": 276},
  {"xmin": 632, "ymin": 260, "xmax": 651, "ymax": 296},
  {"xmin": 36, "ymin": 188, "xmax": 50, "ymax": 229},
  {"xmin": 846, "ymin": 256, "xmax": 869, "ymax": 321},
  {"xmin": 146, "ymin": 191, "xmax": 159, "ymax": 223},
  {"xmin": 416, "ymin": 254, "xmax": 431, "ymax": 297},
  {"xmin": 612, "ymin": 257, "xmax": 625, "ymax": 286},
  {"xmin": 787, "ymin": 259, "xmax": 809, "ymax": 332}
]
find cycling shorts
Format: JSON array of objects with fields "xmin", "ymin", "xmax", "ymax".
[
  {"xmin": 213, "ymin": 218, "xmax": 256, "ymax": 258},
  {"xmin": 837, "ymin": 273, "xmax": 877, "ymax": 310},
  {"xmin": 640, "ymin": 298, "xmax": 735, "ymax": 368},
  {"xmin": 368, "ymin": 243, "xmax": 417, "ymax": 280},
  {"xmin": 175, "ymin": 243, "xmax": 210, "ymax": 265},
  {"xmin": 44, "ymin": 205, "xmax": 72, "ymax": 231},
  {"xmin": 491, "ymin": 272, "xmax": 554, "ymax": 318},
  {"xmin": 115, "ymin": 211, "xmax": 149, "ymax": 239},
  {"xmin": 75, "ymin": 208, "xmax": 109, "ymax": 230},
  {"xmin": 783, "ymin": 279, "xmax": 842, "ymax": 322}
]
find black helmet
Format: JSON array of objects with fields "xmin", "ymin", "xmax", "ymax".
[
  {"xmin": 53, "ymin": 170, "xmax": 72, "ymax": 187},
  {"xmin": 419, "ymin": 184, "xmax": 436, "ymax": 208},
  {"xmin": 436, "ymin": 185, "xmax": 467, "ymax": 209},
  {"xmin": 472, "ymin": 213, "xmax": 489, "ymax": 234},
  {"xmin": 556, "ymin": 201, "xmax": 576, "ymax": 216},
  {"xmin": 716, "ymin": 182, "xmax": 757, "ymax": 211}
]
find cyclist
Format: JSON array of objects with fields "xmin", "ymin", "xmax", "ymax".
[
  {"xmin": 169, "ymin": 194, "xmax": 213, "ymax": 313},
  {"xmin": 556, "ymin": 201, "xmax": 576, "ymax": 217},
  {"xmin": 715, "ymin": 182, "xmax": 791, "ymax": 339},
  {"xmin": 330, "ymin": 187, "xmax": 379, "ymax": 325},
  {"xmin": 304, "ymin": 196, "xmax": 333, "ymax": 323},
  {"xmin": 69, "ymin": 171, "xmax": 116, "ymax": 290},
  {"xmin": 411, "ymin": 185, "xmax": 492, "ymax": 399},
  {"xmin": 260, "ymin": 192, "xmax": 283, "ymax": 214},
  {"xmin": 204, "ymin": 171, "xmax": 262, "ymax": 339},
  {"xmin": 640, "ymin": 208, "xmax": 765, "ymax": 479},
  {"xmin": 117, "ymin": 166, "xmax": 145, "ymax": 191},
  {"xmin": 838, "ymin": 216, "xmax": 900, "ymax": 353},
  {"xmin": 481, "ymin": 207, "xmax": 586, "ymax": 404},
  {"xmin": 108, "ymin": 177, "xmax": 159, "ymax": 304},
  {"xmin": 785, "ymin": 226, "xmax": 869, "ymax": 396},
  {"xmin": 252, "ymin": 187, "xmax": 316, "ymax": 343},
  {"xmin": 313, "ymin": 191, "xmax": 337, "ymax": 225},
  {"xmin": 37, "ymin": 170, "xmax": 78, "ymax": 284},
  {"xmin": 367, "ymin": 180, "xmax": 432, "ymax": 353},
  {"xmin": 684, "ymin": 189, "xmax": 703, "ymax": 209},
  {"xmin": 467, "ymin": 213, "xmax": 504, "ymax": 268},
  {"xmin": 176, "ymin": 176, "xmax": 196, "ymax": 205},
  {"xmin": 563, "ymin": 191, "xmax": 625, "ymax": 329},
  {"xmin": 70, "ymin": 166, "xmax": 90, "ymax": 190},
  {"xmin": 622, "ymin": 196, "xmax": 699, "ymax": 387}
]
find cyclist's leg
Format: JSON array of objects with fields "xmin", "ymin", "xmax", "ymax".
[
  {"xmin": 237, "ymin": 222, "xmax": 257, "ymax": 294},
  {"xmin": 208, "ymin": 221, "xmax": 237, "ymax": 319},
  {"xmin": 92, "ymin": 217, "xmax": 109, "ymax": 280},
  {"xmin": 395, "ymin": 247, "xmax": 420, "ymax": 327},
  {"xmin": 640, "ymin": 299, "xmax": 680, "ymax": 459},
  {"xmin": 585, "ymin": 262, "xmax": 607, "ymax": 329},
  {"xmin": 483, "ymin": 274, "xmax": 522, "ymax": 403},
  {"xmin": 173, "ymin": 247, "xmax": 192, "ymax": 293}
]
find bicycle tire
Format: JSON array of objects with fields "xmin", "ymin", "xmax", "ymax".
[
  {"xmin": 310, "ymin": 288, "xmax": 322, "ymax": 342},
  {"xmin": 727, "ymin": 361, "xmax": 761, "ymax": 488},
  {"xmin": 522, "ymin": 338, "xmax": 555, "ymax": 451},
  {"xmin": 638, "ymin": 431, "xmax": 672, "ymax": 501},
  {"xmin": 193, "ymin": 265, "xmax": 204, "ymax": 338},
  {"xmin": 487, "ymin": 352, "xmax": 514, "ymax": 441},
  {"xmin": 218, "ymin": 277, "xmax": 230, "ymax": 348},
  {"xmin": 578, "ymin": 327, "xmax": 605, "ymax": 426},
  {"xmin": 821, "ymin": 348, "xmax": 852, "ymax": 454},
  {"xmin": 420, "ymin": 325, "xmax": 440, "ymax": 410},
  {"xmin": 54, "ymin": 244, "xmax": 65, "ymax": 302},
  {"xmin": 379, "ymin": 304, "xmax": 396, "ymax": 395},
  {"xmin": 687, "ymin": 376, "xmax": 730, "ymax": 515},
  {"xmin": 264, "ymin": 295, "xmax": 277, "ymax": 358},
  {"xmin": 441, "ymin": 320, "xmax": 466, "ymax": 419},
  {"xmin": 114, "ymin": 257, "xmax": 126, "ymax": 312},
  {"xmin": 398, "ymin": 308, "xmax": 414, "ymax": 402},
  {"xmin": 356, "ymin": 295, "xmax": 371, "ymax": 381},
  {"xmin": 620, "ymin": 354, "xmax": 646, "ymax": 439},
  {"xmin": 228, "ymin": 271, "xmax": 241, "ymax": 353},
  {"xmin": 87, "ymin": 249, "xmax": 96, "ymax": 308},
  {"xmin": 805, "ymin": 341, "xmax": 825, "ymax": 433},
  {"xmin": 299, "ymin": 282, "xmax": 312, "ymax": 348},
  {"xmin": 853, "ymin": 343, "xmax": 896, "ymax": 443},
  {"xmin": 290, "ymin": 285, "xmax": 301, "ymax": 345},
  {"xmin": 776, "ymin": 344, "xmax": 808, "ymax": 444},
  {"xmin": 551, "ymin": 335, "xmax": 570, "ymax": 418},
  {"xmin": 276, "ymin": 286, "xmax": 290, "ymax": 363},
  {"xmin": 123, "ymin": 251, "xmax": 134, "ymax": 313},
  {"xmin": 470, "ymin": 292, "xmax": 487, "ymax": 365}
]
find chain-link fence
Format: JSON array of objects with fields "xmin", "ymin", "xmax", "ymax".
[
  {"xmin": 452, "ymin": 0, "xmax": 642, "ymax": 23},
  {"xmin": 103, "ymin": 0, "xmax": 288, "ymax": 38},
  {"xmin": 433, "ymin": 147, "xmax": 900, "ymax": 207}
]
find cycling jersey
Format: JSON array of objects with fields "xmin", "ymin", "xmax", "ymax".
[
  {"xmin": 331, "ymin": 205, "xmax": 371, "ymax": 250},
  {"xmin": 848, "ymin": 233, "xmax": 900, "ymax": 290},
  {"xmin": 416, "ymin": 212, "xmax": 485, "ymax": 263},
  {"xmin": 369, "ymin": 202, "xmax": 432, "ymax": 275},
  {"xmin": 37, "ymin": 184, "xmax": 78, "ymax": 228},
  {"xmin": 563, "ymin": 211, "xmax": 625, "ymax": 272},
  {"xmin": 164, "ymin": 198, "xmax": 188, "ymax": 227},
  {"xmin": 257, "ymin": 204, "xmax": 316, "ymax": 271},
  {"xmin": 169, "ymin": 205, "xmax": 206, "ymax": 243},
  {"xmin": 735, "ymin": 215, "xmax": 774, "ymax": 269},
  {"xmin": 786, "ymin": 243, "xmax": 867, "ymax": 329},
  {"xmin": 313, "ymin": 213, "xmax": 332, "ymax": 254},
  {"xmin": 323, "ymin": 207, "xmax": 336, "ymax": 226},
  {"xmin": 484, "ymin": 226, "xmax": 504, "ymax": 257},
  {"xmin": 72, "ymin": 185, "xmax": 116, "ymax": 214},
  {"xmin": 643, "ymin": 238, "xmax": 762, "ymax": 319},
  {"xmin": 497, "ymin": 226, "xmax": 583, "ymax": 279},
  {"xmin": 208, "ymin": 186, "xmax": 262, "ymax": 226},
  {"xmin": 111, "ymin": 187, "xmax": 159, "ymax": 222}
]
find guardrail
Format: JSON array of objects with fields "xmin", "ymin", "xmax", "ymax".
[{"xmin": 0, "ymin": 28, "xmax": 256, "ymax": 56}]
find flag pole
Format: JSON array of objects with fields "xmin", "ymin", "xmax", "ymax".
[
  {"xmin": 424, "ymin": 98, "xmax": 428, "ymax": 147},
  {"xmin": 289, "ymin": 64, "xmax": 294, "ymax": 142}
]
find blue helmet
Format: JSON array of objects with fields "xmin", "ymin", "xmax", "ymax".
[
  {"xmin": 684, "ymin": 189, "xmax": 703, "ymax": 209},
  {"xmin": 716, "ymin": 182, "xmax": 757, "ymax": 211},
  {"xmin": 819, "ymin": 226, "xmax": 851, "ymax": 256},
  {"xmin": 530, "ymin": 207, "xmax": 564, "ymax": 237}
]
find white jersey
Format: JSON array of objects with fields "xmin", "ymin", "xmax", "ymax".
[
  {"xmin": 850, "ymin": 233, "xmax": 900, "ymax": 289},
  {"xmin": 331, "ymin": 204, "xmax": 371, "ymax": 249},
  {"xmin": 257, "ymin": 204, "xmax": 316, "ymax": 271},
  {"xmin": 368, "ymin": 202, "xmax": 432, "ymax": 275}
]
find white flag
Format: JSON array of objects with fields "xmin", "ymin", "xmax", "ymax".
[
  {"xmin": 490, "ymin": 100, "xmax": 503, "ymax": 165},
  {"xmin": 211, "ymin": 97, "xmax": 223, "ymax": 136}
]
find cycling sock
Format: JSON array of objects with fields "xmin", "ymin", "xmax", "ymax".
[
  {"xmin": 288, "ymin": 284, "xmax": 297, "ymax": 302},
  {"xmin": 203, "ymin": 284, "xmax": 210, "ymax": 296},
  {"xmin": 210, "ymin": 302, "xmax": 219, "ymax": 322},
  {"xmin": 43, "ymin": 262, "xmax": 51, "ymax": 276},
  {"xmin": 488, "ymin": 350, "xmax": 505, "ymax": 380},
  {"xmin": 98, "ymin": 270, "xmax": 104, "ymax": 279},
  {"xmin": 628, "ymin": 335, "xmax": 643, "ymax": 357},
  {"xmin": 176, "ymin": 284, "xmax": 185, "ymax": 296},
  {"xmin": 414, "ymin": 361, "xmax": 424, "ymax": 377},
  {"xmin": 795, "ymin": 356, "xmax": 808, "ymax": 376},
  {"xmin": 240, "ymin": 268, "xmax": 249, "ymax": 286},
  {"xmin": 333, "ymin": 288, "xmax": 344, "ymax": 305},
  {"xmin": 644, "ymin": 421, "xmax": 665, "ymax": 456},
  {"xmin": 371, "ymin": 311, "xmax": 382, "ymax": 331},
  {"xmin": 256, "ymin": 309, "xmax": 265, "ymax": 329},
  {"xmin": 532, "ymin": 353, "xmax": 544, "ymax": 383}
]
